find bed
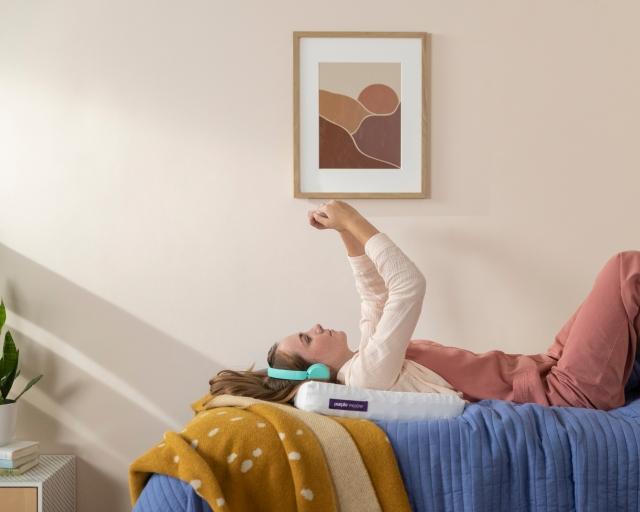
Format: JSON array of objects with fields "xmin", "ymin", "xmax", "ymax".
[{"xmin": 132, "ymin": 364, "xmax": 640, "ymax": 512}]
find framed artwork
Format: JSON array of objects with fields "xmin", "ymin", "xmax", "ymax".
[{"xmin": 293, "ymin": 31, "xmax": 430, "ymax": 199}]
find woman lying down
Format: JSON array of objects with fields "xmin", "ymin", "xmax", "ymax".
[{"xmin": 210, "ymin": 200, "xmax": 640, "ymax": 411}]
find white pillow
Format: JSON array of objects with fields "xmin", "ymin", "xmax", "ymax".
[{"xmin": 294, "ymin": 380, "xmax": 466, "ymax": 421}]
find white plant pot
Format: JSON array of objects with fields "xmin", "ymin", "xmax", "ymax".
[{"xmin": 0, "ymin": 401, "xmax": 18, "ymax": 446}]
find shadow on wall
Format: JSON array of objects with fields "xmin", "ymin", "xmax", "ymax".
[{"xmin": 0, "ymin": 242, "xmax": 223, "ymax": 512}]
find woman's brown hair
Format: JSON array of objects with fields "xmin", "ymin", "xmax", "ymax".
[{"xmin": 209, "ymin": 342, "xmax": 338, "ymax": 404}]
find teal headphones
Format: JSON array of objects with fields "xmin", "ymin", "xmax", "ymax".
[{"xmin": 267, "ymin": 363, "xmax": 331, "ymax": 381}]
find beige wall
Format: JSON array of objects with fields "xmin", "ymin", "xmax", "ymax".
[{"xmin": 1, "ymin": 1, "xmax": 639, "ymax": 510}]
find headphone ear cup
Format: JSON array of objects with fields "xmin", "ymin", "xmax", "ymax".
[{"xmin": 306, "ymin": 363, "xmax": 331, "ymax": 380}]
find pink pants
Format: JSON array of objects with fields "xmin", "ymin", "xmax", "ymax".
[{"xmin": 543, "ymin": 250, "xmax": 640, "ymax": 410}]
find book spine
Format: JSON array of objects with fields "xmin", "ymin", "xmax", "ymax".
[
  {"xmin": 0, "ymin": 446, "xmax": 39, "ymax": 460},
  {"xmin": 0, "ymin": 467, "xmax": 26, "ymax": 475},
  {"xmin": 0, "ymin": 454, "xmax": 39, "ymax": 469},
  {"xmin": 0, "ymin": 459, "xmax": 38, "ymax": 475}
]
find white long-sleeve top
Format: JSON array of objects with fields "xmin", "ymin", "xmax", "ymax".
[{"xmin": 337, "ymin": 232, "xmax": 464, "ymax": 398}]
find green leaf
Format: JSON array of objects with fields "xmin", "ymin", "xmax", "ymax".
[
  {"xmin": 0, "ymin": 367, "xmax": 17, "ymax": 400},
  {"xmin": 0, "ymin": 332, "xmax": 18, "ymax": 399},
  {"xmin": 14, "ymin": 374, "xmax": 42, "ymax": 401},
  {"xmin": 3, "ymin": 330, "xmax": 17, "ymax": 355},
  {"xmin": 0, "ymin": 299, "xmax": 5, "ymax": 332},
  {"xmin": 1, "ymin": 368, "xmax": 20, "ymax": 388}
]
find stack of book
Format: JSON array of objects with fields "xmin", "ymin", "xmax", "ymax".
[{"xmin": 0, "ymin": 440, "xmax": 40, "ymax": 476}]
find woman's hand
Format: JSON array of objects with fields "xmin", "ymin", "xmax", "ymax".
[
  {"xmin": 307, "ymin": 209, "xmax": 329, "ymax": 230},
  {"xmin": 307, "ymin": 200, "xmax": 361, "ymax": 232}
]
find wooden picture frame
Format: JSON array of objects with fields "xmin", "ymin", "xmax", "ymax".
[{"xmin": 293, "ymin": 31, "xmax": 430, "ymax": 199}]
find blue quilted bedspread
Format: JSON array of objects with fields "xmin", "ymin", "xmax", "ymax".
[
  {"xmin": 133, "ymin": 387, "xmax": 640, "ymax": 511},
  {"xmin": 379, "ymin": 393, "xmax": 640, "ymax": 511}
]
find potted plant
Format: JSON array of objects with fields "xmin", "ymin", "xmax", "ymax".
[{"xmin": 0, "ymin": 299, "xmax": 43, "ymax": 446}]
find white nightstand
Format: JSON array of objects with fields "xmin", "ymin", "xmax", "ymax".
[{"xmin": 0, "ymin": 455, "xmax": 76, "ymax": 512}]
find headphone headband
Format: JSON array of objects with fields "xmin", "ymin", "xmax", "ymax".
[{"xmin": 267, "ymin": 363, "xmax": 330, "ymax": 381}]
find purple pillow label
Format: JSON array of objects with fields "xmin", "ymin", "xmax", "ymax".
[{"xmin": 329, "ymin": 398, "xmax": 368, "ymax": 412}]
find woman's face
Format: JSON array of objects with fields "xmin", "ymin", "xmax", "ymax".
[{"xmin": 277, "ymin": 323, "xmax": 353, "ymax": 370}]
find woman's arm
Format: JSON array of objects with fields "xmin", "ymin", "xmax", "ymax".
[
  {"xmin": 339, "ymin": 230, "xmax": 365, "ymax": 257},
  {"xmin": 345, "ymin": 215, "xmax": 380, "ymax": 247},
  {"xmin": 341, "ymin": 218, "xmax": 388, "ymax": 348},
  {"xmin": 342, "ymin": 232, "xmax": 427, "ymax": 390},
  {"xmin": 314, "ymin": 205, "xmax": 423, "ymax": 389}
]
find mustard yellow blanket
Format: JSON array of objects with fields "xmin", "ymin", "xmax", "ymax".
[{"xmin": 129, "ymin": 393, "xmax": 411, "ymax": 511}]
